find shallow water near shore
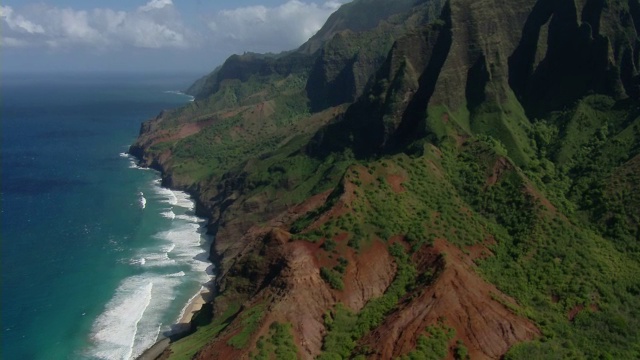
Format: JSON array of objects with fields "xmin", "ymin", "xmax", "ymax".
[{"xmin": 1, "ymin": 73, "xmax": 212, "ymax": 359}]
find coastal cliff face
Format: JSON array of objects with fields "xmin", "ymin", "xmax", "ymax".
[{"xmin": 131, "ymin": 0, "xmax": 640, "ymax": 359}]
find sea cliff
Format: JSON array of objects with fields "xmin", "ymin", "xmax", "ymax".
[{"xmin": 130, "ymin": 0, "xmax": 640, "ymax": 358}]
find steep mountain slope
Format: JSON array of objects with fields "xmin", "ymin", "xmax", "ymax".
[{"xmin": 130, "ymin": 0, "xmax": 640, "ymax": 359}]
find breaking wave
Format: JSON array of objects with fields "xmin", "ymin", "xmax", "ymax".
[{"xmin": 88, "ymin": 158, "xmax": 213, "ymax": 359}]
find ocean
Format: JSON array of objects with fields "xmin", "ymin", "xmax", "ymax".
[{"xmin": 1, "ymin": 73, "xmax": 213, "ymax": 359}]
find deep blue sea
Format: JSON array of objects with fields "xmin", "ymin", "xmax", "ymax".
[{"xmin": 1, "ymin": 73, "xmax": 213, "ymax": 359}]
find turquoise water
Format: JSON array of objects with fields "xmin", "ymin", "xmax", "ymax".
[{"xmin": 1, "ymin": 73, "xmax": 213, "ymax": 359}]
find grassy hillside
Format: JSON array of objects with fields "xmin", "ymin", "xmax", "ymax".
[{"xmin": 129, "ymin": 0, "xmax": 640, "ymax": 358}]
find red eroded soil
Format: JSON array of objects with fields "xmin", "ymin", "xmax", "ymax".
[
  {"xmin": 307, "ymin": 178, "xmax": 359, "ymax": 232},
  {"xmin": 387, "ymin": 174, "xmax": 407, "ymax": 193},
  {"xmin": 176, "ymin": 120, "xmax": 215, "ymax": 141},
  {"xmin": 524, "ymin": 182, "xmax": 558, "ymax": 214},
  {"xmin": 207, "ymin": 236, "xmax": 397, "ymax": 359},
  {"xmin": 359, "ymin": 239, "xmax": 539, "ymax": 359},
  {"xmin": 198, "ymin": 219, "xmax": 398, "ymax": 359},
  {"xmin": 339, "ymin": 240, "xmax": 397, "ymax": 311},
  {"xmin": 176, "ymin": 120, "xmax": 214, "ymax": 139},
  {"xmin": 266, "ymin": 240, "xmax": 336, "ymax": 357},
  {"xmin": 486, "ymin": 157, "xmax": 513, "ymax": 187},
  {"xmin": 269, "ymin": 237, "xmax": 397, "ymax": 357}
]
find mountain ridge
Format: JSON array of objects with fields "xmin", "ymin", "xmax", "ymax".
[{"xmin": 130, "ymin": 0, "xmax": 640, "ymax": 358}]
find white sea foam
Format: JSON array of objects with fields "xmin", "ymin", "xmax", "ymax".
[
  {"xmin": 120, "ymin": 151, "xmax": 147, "ymax": 170},
  {"xmin": 129, "ymin": 159, "xmax": 152, "ymax": 171},
  {"xmin": 164, "ymin": 90, "xmax": 195, "ymax": 102},
  {"xmin": 161, "ymin": 210, "xmax": 176, "ymax": 220},
  {"xmin": 139, "ymin": 192, "xmax": 146, "ymax": 209},
  {"xmin": 157, "ymin": 223, "xmax": 210, "ymax": 274},
  {"xmin": 163, "ymin": 243, "xmax": 176, "ymax": 254},
  {"xmin": 88, "ymin": 272, "xmax": 187, "ymax": 359},
  {"xmin": 175, "ymin": 214, "xmax": 201, "ymax": 223},
  {"xmin": 154, "ymin": 186, "xmax": 178, "ymax": 206},
  {"xmin": 129, "ymin": 277, "xmax": 180, "ymax": 358},
  {"xmin": 176, "ymin": 286, "xmax": 206, "ymax": 323},
  {"xmin": 89, "ymin": 278, "xmax": 153, "ymax": 360},
  {"xmin": 140, "ymin": 252, "xmax": 176, "ymax": 267},
  {"xmin": 167, "ymin": 271, "xmax": 186, "ymax": 277},
  {"xmin": 89, "ymin": 176, "xmax": 213, "ymax": 359},
  {"xmin": 129, "ymin": 257, "xmax": 146, "ymax": 266},
  {"xmin": 130, "ymin": 161, "xmax": 152, "ymax": 171},
  {"xmin": 173, "ymin": 191, "xmax": 195, "ymax": 210}
]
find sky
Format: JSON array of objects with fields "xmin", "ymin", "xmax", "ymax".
[{"xmin": 0, "ymin": 0, "xmax": 348, "ymax": 74}]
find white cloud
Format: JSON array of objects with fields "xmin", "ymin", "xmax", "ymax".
[
  {"xmin": 0, "ymin": 0, "xmax": 348, "ymax": 56},
  {"xmin": 139, "ymin": 0, "xmax": 173, "ymax": 12},
  {"xmin": 207, "ymin": 1, "xmax": 347, "ymax": 52},
  {"xmin": 0, "ymin": 5, "xmax": 45, "ymax": 34},
  {"xmin": 0, "ymin": 1, "xmax": 192, "ymax": 49},
  {"xmin": 323, "ymin": 1, "xmax": 344, "ymax": 10},
  {"xmin": 46, "ymin": 8, "xmax": 104, "ymax": 47}
]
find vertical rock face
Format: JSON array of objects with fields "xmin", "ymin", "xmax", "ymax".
[
  {"xmin": 304, "ymin": 0, "xmax": 447, "ymax": 112},
  {"xmin": 312, "ymin": 0, "xmax": 639, "ymax": 162},
  {"xmin": 429, "ymin": 0, "xmax": 640, "ymax": 115},
  {"xmin": 306, "ymin": 4, "xmax": 453, "ymax": 157},
  {"xmin": 298, "ymin": 0, "xmax": 426, "ymax": 55},
  {"xmin": 305, "ymin": 30, "xmax": 379, "ymax": 112},
  {"xmin": 509, "ymin": 0, "xmax": 639, "ymax": 116},
  {"xmin": 431, "ymin": 0, "xmax": 538, "ymax": 108}
]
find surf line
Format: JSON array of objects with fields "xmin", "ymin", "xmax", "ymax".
[
  {"xmin": 86, "ymin": 152, "xmax": 214, "ymax": 359},
  {"xmin": 129, "ymin": 151, "xmax": 214, "ymax": 357}
]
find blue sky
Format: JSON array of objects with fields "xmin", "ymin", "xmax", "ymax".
[{"xmin": 0, "ymin": 0, "xmax": 346, "ymax": 74}]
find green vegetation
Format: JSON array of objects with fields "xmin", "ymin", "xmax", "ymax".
[
  {"xmin": 317, "ymin": 304, "xmax": 358, "ymax": 359},
  {"xmin": 334, "ymin": 257, "xmax": 349, "ymax": 274},
  {"xmin": 318, "ymin": 244, "xmax": 416, "ymax": 358},
  {"xmin": 341, "ymin": 152, "xmax": 488, "ymax": 250},
  {"xmin": 148, "ymin": 73, "xmax": 314, "ymax": 184},
  {"xmin": 253, "ymin": 322, "xmax": 299, "ymax": 360},
  {"xmin": 400, "ymin": 323, "xmax": 455, "ymax": 360},
  {"xmin": 468, "ymin": 90, "xmax": 533, "ymax": 166},
  {"xmin": 316, "ymin": 255, "xmax": 351, "ymax": 290},
  {"xmin": 164, "ymin": 94, "xmax": 640, "ymax": 358},
  {"xmin": 168, "ymin": 303, "xmax": 241, "ymax": 360},
  {"xmin": 320, "ymin": 267, "xmax": 345, "ymax": 290},
  {"xmin": 134, "ymin": 0, "xmax": 640, "ymax": 358},
  {"xmin": 227, "ymin": 304, "xmax": 266, "ymax": 349},
  {"xmin": 312, "ymin": 94, "xmax": 640, "ymax": 358},
  {"xmin": 454, "ymin": 340, "xmax": 469, "ymax": 360}
]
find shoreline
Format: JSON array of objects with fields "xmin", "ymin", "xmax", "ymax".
[
  {"xmin": 177, "ymin": 286, "xmax": 214, "ymax": 325},
  {"xmin": 128, "ymin": 151, "xmax": 217, "ymax": 360},
  {"xmin": 136, "ymin": 287, "xmax": 213, "ymax": 360}
]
